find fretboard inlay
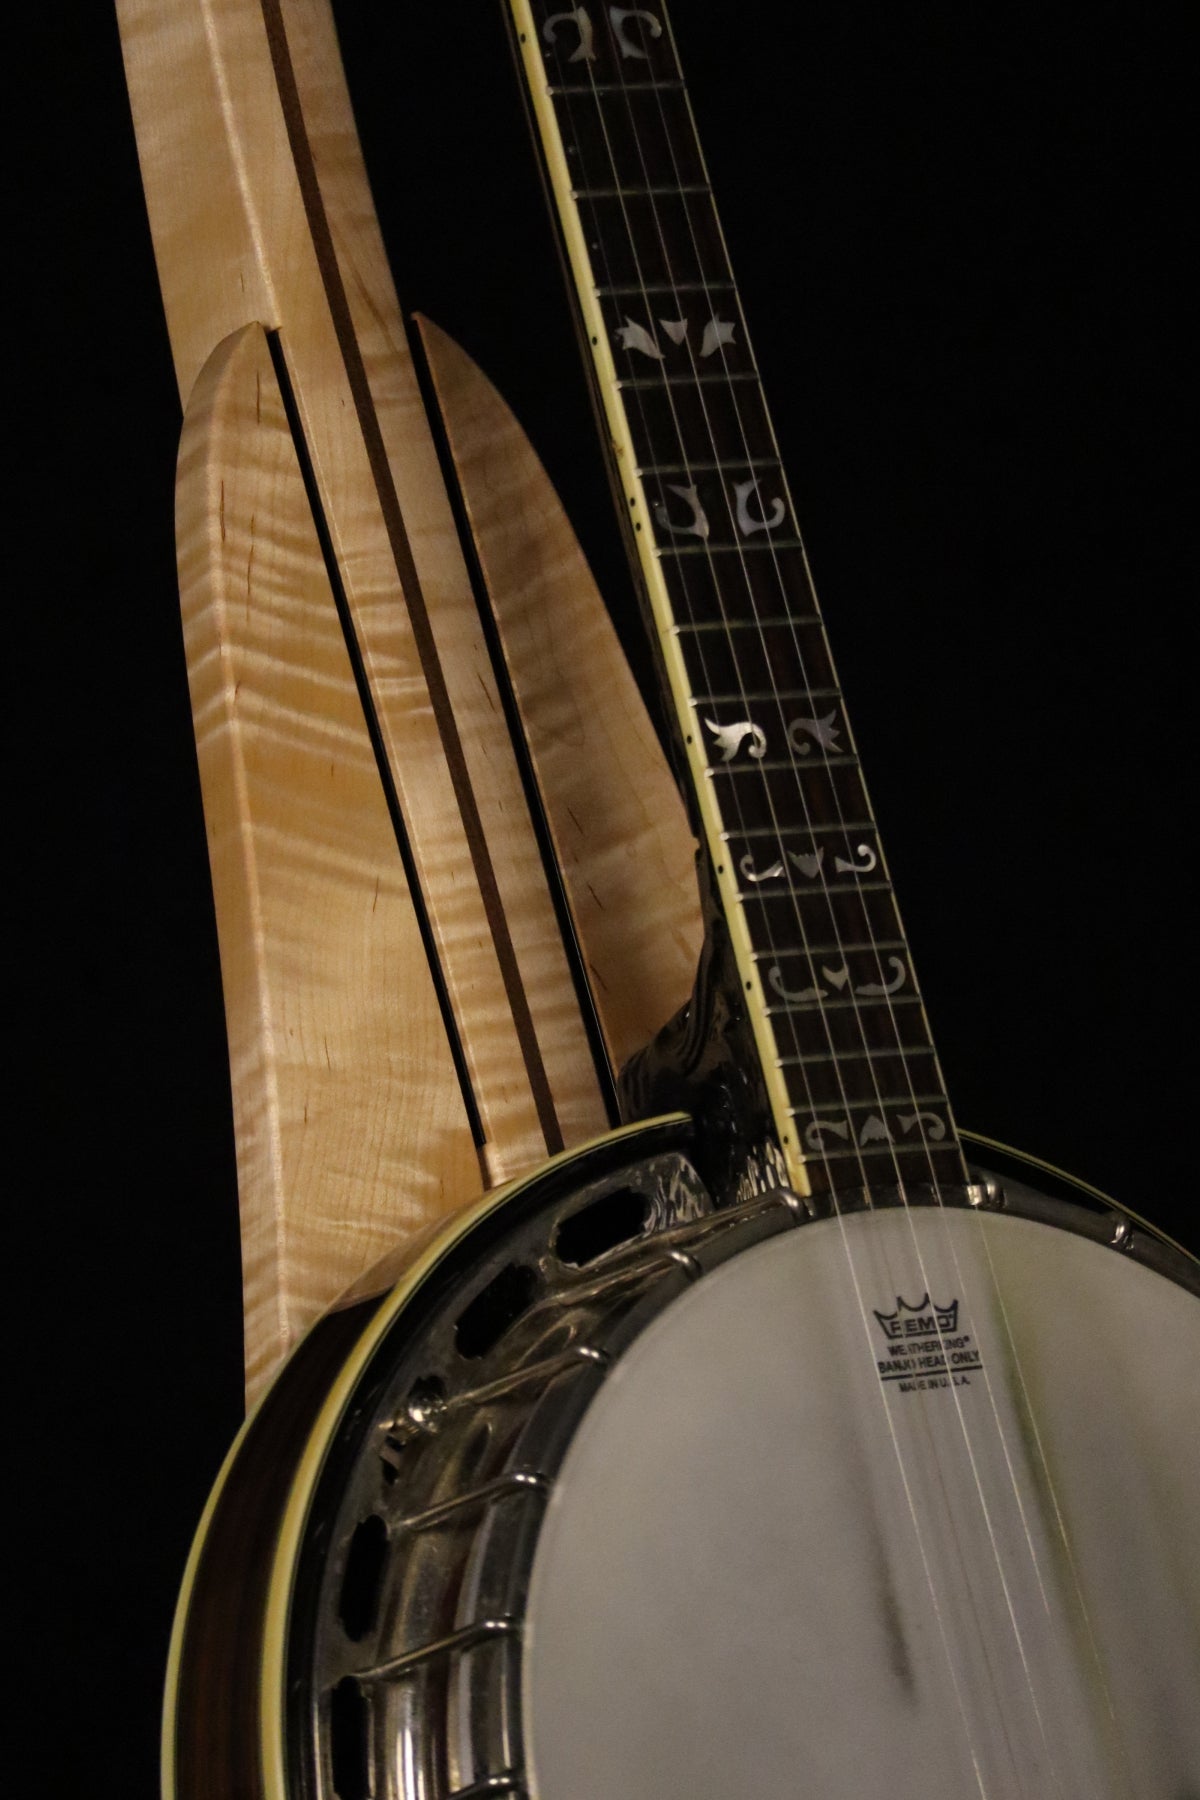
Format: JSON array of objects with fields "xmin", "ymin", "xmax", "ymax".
[{"xmin": 517, "ymin": 1, "xmax": 966, "ymax": 1192}]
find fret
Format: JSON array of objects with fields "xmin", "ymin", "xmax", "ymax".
[
  {"xmin": 679, "ymin": 536, "xmax": 805, "ymax": 550},
  {"xmin": 773, "ymin": 1000, "xmax": 928, "ymax": 1029},
  {"xmin": 701, "ymin": 685, "xmax": 839, "ymax": 707},
  {"xmin": 719, "ymin": 770, "xmax": 849, "ymax": 799},
  {"xmin": 817, "ymin": 1147, "xmax": 969, "ymax": 1189},
  {"xmin": 659, "ymin": 539, "xmax": 806, "ymax": 557},
  {"xmin": 663, "ymin": 547, "xmax": 816, "ymax": 627},
  {"xmin": 749, "ymin": 886, "xmax": 901, "ymax": 947},
  {"xmin": 675, "ymin": 617, "xmax": 821, "ymax": 631},
  {"xmin": 620, "ymin": 371, "xmax": 761, "ymax": 389},
  {"xmin": 742, "ymin": 879, "xmax": 891, "ymax": 906},
  {"xmin": 766, "ymin": 994, "xmax": 924, "ymax": 1018},
  {"xmin": 662, "ymin": 532, "xmax": 802, "ymax": 554},
  {"xmin": 597, "ymin": 281, "xmax": 738, "ymax": 298},
  {"xmin": 709, "ymin": 780, "xmax": 869, "ymax": 841},
  {"xmin": 790, "ymin": 1102, "xmax": 942, "ymax": 1123},
  {"xmin": 752, "ymin": 940, "xmax": 909, "ymax": 960},
  {"xmin": 709, "ymin": 748, "xmax": 859, "ymax": 771},
  {"xmin": 781, "ymin": 1048, "xmax": 941, "ymax": 1110},
  {"xmin": 708, "ymin": 755, "xmax": 858, "ymax": 774},
  {"xmin": 795, "ymin": 1094, "xmax": 949, "ymax": 1113},
  {"xmin": 513, "ymin": 0, "xmax": 967, "ymax": 1189},
  {"xmin": 728, "ymin": 815, "xmax": 863, "ymax": 833},
  {"xmin": 640, "ymin": 458, "xmax": 780, "ymax": 478},
  {"xmin": 674, "ymin": 619, "xmax": 834, "ymax": 701},
  {"xmin": 784, "ymin": 1045, "xmax": 940, "ymax": 1068},
  {"xmin": 577, "ymin": 191, "xmax": 729, "ymax": 290},
  {"xmin": 791, "ymin": 1142, "xmax": 950, "ymax": 1162},
  {"xmin": 707, "ymin": 760, "xmax": 870, "ymax": 835},
  {"xmin": 558, "ymin": 86, "xmax": 705, "ymax": 191},
  {"xmin": 622, "ymin": 376, "xmax": 775, "ymax": 467},
  {"xmin": 746, "ymin": 905, "xmax": 906, "ymax": 1000},
  {"xmin": 770, "ymin": 997, "xmax": 931, "ymax": 1066},
  {"xmin": 573, "ymin": 184, "xmax": 711, "ymax": 199},
  {"xmin": 548, "ymin": 80, "xmax": 686, "ymax": 94},
  {"xmin": 741, "ymin": 877, "xmax": 889, "ymax": 894}
]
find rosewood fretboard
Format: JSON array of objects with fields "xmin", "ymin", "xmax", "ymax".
[{"xmin": 511, "ymin": 0, "xmax": 967, "ymax": 1195}]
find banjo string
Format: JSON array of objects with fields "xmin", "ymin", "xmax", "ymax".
[
  {"xmin": 549, "ymin": 6, "xmax": 999, "ymax": 1776},
  {"xmin": 540, "ymin": 3, "xmax": 1071, "ymax": 1781},
  {"xmin": 552, "ymin": 55, "xmax": 875, "ymax": 1207},
  {"xmin": 619, "ymin": 23, "xmax": 1060, "ymax": 1782},
  {"xmin": 629, "ymin": 11, "xmax": 1119, "ymax": 1779},
  {"xmin": 634, "ymin": 15, "xmax": 1104, "ymax": 1778}
]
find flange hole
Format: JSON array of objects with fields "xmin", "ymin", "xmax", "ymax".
[
  {"xmin": 454, "ymin": 1262, "xmax": 539, "ymax": 1360},
  {"xmin": 338, "ymin": 1514, "xmax": 387, "ymax": 1642},
  {"xmin": 329, "ymin": 1676, "xmax": 369, "ymax": 1800},
  {"xmin": 555, "ymin": 1187, "xmax": 649, "ymax": 1267}
]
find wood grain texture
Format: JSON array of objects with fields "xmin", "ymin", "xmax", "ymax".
[
  {"xmin": 271, "ymin": 0, "xmax": 610, "ymax": 1165},
  {"xmin": 116, "ymin": 0, "xmax": 623, "ymax": 1401},
  {"xmin": 118, "ymin": 0, "xmax": 609, "ymax": 1224},
  {"xmin": 176, "ymin": 323, "xmax": 482, "ymax": 1402},
  {"xmin": 419, "ymin": 316, "xmax": 703, "ymax": 1072}
]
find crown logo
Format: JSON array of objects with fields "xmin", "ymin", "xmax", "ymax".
[{"xmin": 872, "ymin": 1293, "xmax": 959, "ymax": 1341}]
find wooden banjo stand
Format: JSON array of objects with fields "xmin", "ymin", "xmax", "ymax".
[{"xmin": 112, "ymin": 5, "xmax": 1199, "ymax": 1797}]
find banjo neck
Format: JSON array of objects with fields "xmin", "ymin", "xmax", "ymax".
[{"xmin": 509, "ymin": 1, "xmax": 967, "ymax": 1199}]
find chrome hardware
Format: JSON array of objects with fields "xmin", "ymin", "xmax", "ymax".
[
  {"xmin": 965, "ymin": 1178, "xmax": 1003, "ymax": 1209},
  {"xmin": 1110, "ymin": 1213, "xmax": 1134, "ymax": 1250},
  {"xmin": 287, "ymin": 1147, "xmax": 1196, "ymax": 1798}
]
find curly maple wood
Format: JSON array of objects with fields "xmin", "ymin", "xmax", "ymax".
[
  {"xmin": 177, "ymin": 323, "xmax": 482, "ymax": 1402},
  {"xmin": 418, "ymin": 317, "xmax": 702, "ymax": 1072},
  {"xmin": 117, "ymin": 0, "xmax": 629, "ymax": 1401},
  {"xmin": 119, "ymin": 0, "xmax": 703, "ymax": 1405},
  {"xmin": 118, "ymin": 0, "xmax": 609, "ymax": 1212}
]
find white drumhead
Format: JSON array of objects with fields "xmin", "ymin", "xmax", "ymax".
[{"xmin": 523, "ymin": 1206, "xmax": 1200, "ymax": 1800}]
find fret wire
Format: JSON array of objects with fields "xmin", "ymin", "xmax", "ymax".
[
  {"xmin": 742, "ymin": 882, "xmax": 894, "ymax": 900},
  {"xmin": 752, "ymin": 941, "xmax": 909, "ymax": 959},
  {"xmin": 618, "ymin": 371, "xmax": 761, "ymax": 390},
  {"xmin": 548, "ymin": 81, "xmax": 687, "ymax": 95},
  {"xmin": 573, "ymin": 185, "xmax": 711, "ymax": 200},
  {"xmin": 657, "ymin": 539, "xmax": 808, "ymax": 558},
  {"xmin": 597, "ymin": 280, "xmax": 737, "ymax": 297},
  {"xmin": 791, "ymin": 1094, "xmax": 948, "ymax": 1113},
  {"xmin": 781, "ymin": 1047, "xmax": 939, "ymax": 1067},
  {"xmin": 528, "ymin": 5, "xmax": 964, "ymax": 1185},
  {"xmin": 699, "ymin": 688, "xmax": 841, "ymax": 706},
  {"xmin": 784, "ymin": 1141, "xmax": 955, "ymax": 1161},
  {"xmin": 766, "ymin": 995, "xmax": 925, "ymax": 1016},
  {"xmin": 638, "ymin": 457, "xmax": 780, "ymax": 476},
  {"xmin": 706, "ymin": 756, "xmax": 860, "ymax": 774},
  {"xmin": 673, "ymin": 617, "xmax": 823, "ymax": 633},
  {"xmin": 721, "ymin": 817, "xmax": 864, "ymax": 837},
  {"xmin": 667, "ymin": 542, "xmax": 800, "ymax": 557}
]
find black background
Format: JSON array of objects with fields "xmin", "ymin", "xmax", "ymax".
[{"xmin": 19, "ymin": 4, "xmax": 1189, "ymax": 1792}]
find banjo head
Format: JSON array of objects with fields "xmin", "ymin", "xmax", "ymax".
[
  {"xmin": 524, "ymin": 1204, "xmax": 1200, "ymax": 1800},
  {"xmin": 277, "ymin": 1135, "xmax": 1200, "ymax": 1800}
]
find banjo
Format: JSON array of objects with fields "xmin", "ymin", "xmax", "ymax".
[{"xmin": 116, "ymin": 3, "xmax": 1199, "ymax": 1796}]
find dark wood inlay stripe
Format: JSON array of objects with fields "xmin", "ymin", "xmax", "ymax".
[{"xmin": 261, "ymin": 0, "xmax": 563, "ymax": 1155}]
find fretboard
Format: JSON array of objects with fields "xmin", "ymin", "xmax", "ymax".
[{"xmin": 509, "ymin": 1, "xmax": 967, "ymax": 1196}]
